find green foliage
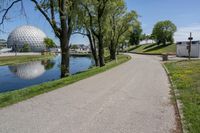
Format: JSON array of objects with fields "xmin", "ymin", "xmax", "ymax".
[
  {"xmin": 129, "ymin": 22, "xmax": 142, "ymax": 45},
  {"xmin": 165, "ymin": 60, "xmax": 200, "ymax": 133},
  {"xmin": 71, "ymin": 45, "xmax": 78, "ymax": 49},
  {"xmin": 77, "ymin": 0, "xmax": 116, "ymax": 65},
  {"xmin": 0, "ymin": 54, "xmax": 131, "ymax": 108},
  {"xmin": 101, "ymin": 0, "xmax": 139, "ymax": 59},
  {"xmin": 20, "ymin": 43, "xmax": 31, "ymax": 52},
  {"xmin": 140, "ymin": 34, "xmax": 152, "ymax": 41},
  {"xmin": 76, "ymin": 0, "xmax": 139, "ymax": 61},
  {"xmin": 44, "ymin": 37, "xmax": 56, "ymax": 49},
  {"xmin": 152, "ymin": 20, "xmax": 177, "ymax": 45}
]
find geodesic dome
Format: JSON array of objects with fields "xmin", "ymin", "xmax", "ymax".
[{"xmin": 7, "ymin": 25, "xmax": 46, "ymax": 52}]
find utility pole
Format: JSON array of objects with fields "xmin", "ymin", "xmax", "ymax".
[{"xmin": 188, "ymin": 32, "xmax": 193, "ymax": 60}]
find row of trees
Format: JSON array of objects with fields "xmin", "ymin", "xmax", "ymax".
[
  {"xmin": 0, "ymin": 0, "xmax": 140, "ymax": 77},
  {"xmin": 129, "ymin": 20, "xmax": 177, "ymax": 46},
  {"xmin": 75, "ymin": 0, "xmax": 139, "ymax": 65}
]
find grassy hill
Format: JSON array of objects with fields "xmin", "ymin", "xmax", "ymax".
[{"xmin": 128, "ymin": 43, "xmax": 176, "ymax": 55}]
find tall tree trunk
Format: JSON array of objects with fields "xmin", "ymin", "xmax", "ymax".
[
  {"xmin": 59, "ymin": 0, "xmax": 70, "ymax": 78},
  {"xmin": 87, "ymin": 30, "xmax": 99, "ymax": 66},
  {"xmin": 92, "ymin": 34, "xmax": 98, "ymax": 60},
  {"xmin": 109, "ymin": 40, "xmax": 116, "ymax": 60},
  {"xmin": 60, "ymin": 35, "xmax": 70, "ymax": 78},
  {"xmin": 98, "ymin": 35, "xmax": 105, "ymax": 67}
]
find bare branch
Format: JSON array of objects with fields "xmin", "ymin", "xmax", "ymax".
[
  {"xmin": 0, "ymin": 28, "xmax": 8, "ymax": 34},
  {"xmin": 81, "ymin": 3, "xmax": 98, "ymax": 38},
  {"xmin": 0, "ymin": 0, "xmax": 22, "ymax": 25},
  {"xmin": 50, "ymin": 0, "xmax": 55, "ymax": 22},
  {"xmin": 30, "ymin": 0, "xmax": 60, "ymax": 38},
  {"xmin": 72, "ymin": 31, "xmax": 88, "ymax": 36}
]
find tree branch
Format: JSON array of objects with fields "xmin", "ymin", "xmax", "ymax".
[
  {"xmin": 72, "ymin": 31, "xmax": 88, "ymax": 36},
  {"xmin": 0, "ymin": 0, "xmax": 22, "ymax": 25},
  {"xmin": 50, "ymin": 0, "xmax": 55, "ymax": 22},
  {"xmin": 0, "ymin": 28, "xmax": 8, "ymax": 34},
  {"xmin": 31, "ymin": 0, "xmax": 60, "ymax": 38},
  {"xmin": 81, "ymin": 3, "xmax": 98, "ymax": 38}
]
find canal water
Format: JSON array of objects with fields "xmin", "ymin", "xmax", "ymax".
[{"xmin": 0, "ymin": 55, "xmax": 94, "ymax": 93}]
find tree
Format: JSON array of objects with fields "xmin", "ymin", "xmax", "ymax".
[
  {"xmin": 140, "ymin": 34, "xmax": 146, "ymax": 41},
  {"xmin": 129, "ymin": 22, "xmax": 142, "ymax": 45},
  {"xmin": 139, "ymin": 34, "xmax": 152, "ymax": 44},
  {"xmin": 152, "ymin": 20, "xmax": 177, "ymax": 45},
  {"xmin": 80, "ymin": 0, "xmax": 112, "ymax": 67},
  {"xmin": 107, "ymin": 0, "xmax": 138, "ymax": 60},
  {"xmin": 71, "ymin": 45, "xmax": 78, "ymax": 50},
  {"xmin": 44, "ymin": 37, "xmax": 56, "ymax": 49},
  {"xmin": 73, "ymin": 3, "xmax": 99, "ymax": 66},
  {"xmin": 20, "ymin": 43, "xmax": 31, "ymax": 52},
  {"xmin": 0, "ymin": 0, "xmax": 80, "ymax": 77}
]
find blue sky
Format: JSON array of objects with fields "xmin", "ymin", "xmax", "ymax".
[
  {"xmin": 1, "ymin": 0, "xmax": 200, "ymax": 44},
  {"xmin": 126, "ymin": 0, "xmax": 200, "ymax": 41}
]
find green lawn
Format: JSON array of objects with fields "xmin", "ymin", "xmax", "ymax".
[
  {"xmin": 0, "ymin": 54, "xmax": 131, "ymax": 108},
  {"xmin": 165, "ymin": 60, "xmax": 200, "ymax": 133},
  {"xmin": 129, "ymin": 43, "xmax": 176, "ymax": 54},
  {"xmin": 0, "ymin": 55, "xmax": 54, "ymax": 66}
]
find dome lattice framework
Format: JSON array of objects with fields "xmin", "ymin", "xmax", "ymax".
[{"xmin": 7, "ymin": 25, "xmax": 47, "ymax": 52}]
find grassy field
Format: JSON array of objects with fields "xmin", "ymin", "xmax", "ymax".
[
  {"xmin": 128, "ymin": 43, "xmax": 176, "ymax": 54},
  {"xmin": 0, "ymin": 55, "xmax": 54, "ymax": 66},
  {"xmin": 0, "ymin": 54, "xmax": 131, "ymax": 108},
  {"xmin": 165, "ymin": 60, "xmax": 200, "ymax": 133}
]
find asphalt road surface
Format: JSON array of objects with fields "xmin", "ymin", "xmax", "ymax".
[{"xmin": 0, "ymin": 54, "xmax": 176, "ymax": 133}]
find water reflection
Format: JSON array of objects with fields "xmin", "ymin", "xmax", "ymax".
[
  {"xmin": 0, "ymin": 55, "xmax": 93, "ymax": 93},
  {"xmin": 9, "ymin": 61, "xmax": 46, "ymax": 80},
  {"xmin": 42, "ymin": 60, "xmax": 55, "ymax": 70}
]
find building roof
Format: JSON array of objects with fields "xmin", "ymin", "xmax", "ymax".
[{"xmin": 176, "ymin": 40, "xmax": 200, "ymax": 45}]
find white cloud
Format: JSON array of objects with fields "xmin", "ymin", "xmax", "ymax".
[{"xmin": 175, "ymin": 24, "xmax": 200, "ymax": 42}]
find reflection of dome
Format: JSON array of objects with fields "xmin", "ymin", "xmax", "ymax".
[
  {"xmin": 9, "ymin": 61, "xmax": 45, "ymax": 80},
  {"xmin": 7, "ymin": 25, "xmax": 46, "ymax": 52}
]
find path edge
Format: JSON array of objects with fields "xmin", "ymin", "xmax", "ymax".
[{"xmin": 162, "ymin": 63, "xmax": 185, "ymax": 133}]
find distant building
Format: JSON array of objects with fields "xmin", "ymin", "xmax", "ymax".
[
  {"xmin": 70, "ymin": 44, "xmax": 90, "ymax": 53},
  {"xmin": 176, "ymin": 41, "xmax": 200, "ymax": 58},
  {"xmin": 49, "ymin": 48, "xmax": 61, "ymax": 53},
  {"xmin": 0, "ymin": 39, "xmax": 7, "ymax": 48},
  {"xmin": 140, "ymin": 39, "xmax": 155, "ymax": 45}
]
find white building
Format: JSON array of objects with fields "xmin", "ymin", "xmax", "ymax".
[
  {"xmin": 0, "ymin": 39, "xmax": 7, "ymax": 48},
  {"xmin": 70, "ymin": 44, "xmax": 90, "ymax": 53},
  {"xmin": 140, "ymin": 39, "xmax": 155, "ymax": 45},
  {"xmin": 176, "ymin": 41, "xmax": 200, "ymax": 58}
]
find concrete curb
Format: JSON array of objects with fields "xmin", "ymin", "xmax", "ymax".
[{"xmin": 162, "ymin": 63, "xmax": 186, "ymax": 133}]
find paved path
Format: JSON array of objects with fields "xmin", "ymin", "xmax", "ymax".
[{"xmin": 0, "ymin": 54, "xmax": 176, "ymax": 133}]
